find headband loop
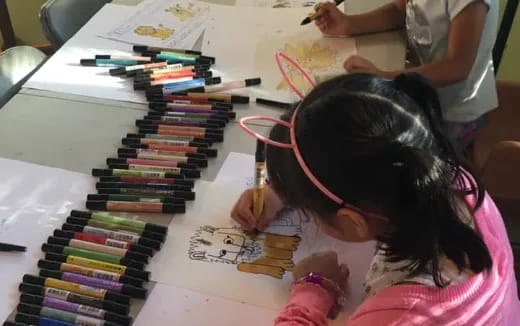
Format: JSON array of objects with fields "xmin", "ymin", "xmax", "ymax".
[
  {"xmin": 275, "ymin": 51, "xmax": 317, "ymax": 99},
  {"xmin": 238, "ymin": 116, "xmax": 294, "ymax": 148}
]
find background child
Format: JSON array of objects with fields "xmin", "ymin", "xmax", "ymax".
[
  {"xmin": 232, "ymin": 73, "xmax": 519, "ymax": 325},
  {"xmin": 314, "ymin": 0, "xmax": 498, "ymax": 149}
]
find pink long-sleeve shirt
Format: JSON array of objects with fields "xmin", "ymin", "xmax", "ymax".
[{"xmin": 275, "ymin": 192, "xmax": 520, "ymax": 325}]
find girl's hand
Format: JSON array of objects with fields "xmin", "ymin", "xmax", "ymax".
[
  {"xmin": 293, "ymin": 251, "xmax": 350, "ymax": 291},
  {"xmin": 314, "ymin": 2, "xmax": 351, "ymax": 36},
  {"xmin": 231, "ymin": 186, "xmax": 285, "ymax": 231},
  {"xmin": 344, "ymin": 55, "xmax": 382, "ymax": 75}
]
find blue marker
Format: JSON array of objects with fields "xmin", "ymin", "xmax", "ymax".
[
  {"xmin": 15, "ymin": 313, "xmax": 75, "ymax": 326},
  {"xmin": 155, "ymin": 53, "xmax": 197, "ymax": 63},
  {"xmin": 148, "ymin": 77, "xmax": 221, "ymax": 95},
  {"xmin": 80, "ymin": 59, "xmax": 156, "ymax": 67}
]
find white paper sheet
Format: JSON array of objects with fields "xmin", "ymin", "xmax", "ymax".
[
  {"xmin": 148, "ymin": 155, "xmax": 375, "ymax": 324},
  {"xmin": 235, "ymin": 0, "xmax": 318, "ymax": 8},
  {"xmin": 134, "ymin": 283, "xmax": 278, "ymax": 326},
  {"xmin": 202, "ymin": 5, "xmax": 356, "ymax": 102},
  {"xmin": 0, "ymin": 158, "xmax": 96, "ymax": 323},
  {"xmin": 24, "ymin": 2, "xmax": 203, "ymax": 105},
  {"xmin": 101, "ymin": 0, "xmax": 209, "ymax": 49}
]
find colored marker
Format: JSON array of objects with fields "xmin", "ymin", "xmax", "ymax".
[
  {"xmin": 92, "ymin": 168, "xmax": 183, "ymax": 179},
  {"xmin": 70, "ymin": 210, "xmax": 169, "ymax": 235},
  {"xmin": 88, "ymin": 194, "xmax": 185, "ymax": 206},
  {"xmin": 44, "ymin": 252, "xmax": 149, "ymax": 281},
  {"xmin": 38, "ymin": 269, "xmax": 147, "ymax": 298},
  {"xmin": 86, "ymin": 200, "xmax": 186, "ymax": 214},
  {"xmin": 95, "ymin": 180, "xmax": 192, "ymax": 192},
  {"xmin": 138, "ymin": 126, "xmax": 225, "ymax": 142},
  {"xmin": 15, "ymin": 313, "xmax": 75, "ymax": 326},
  {"xmin": 80, "ymin": 59, "xmax": 155, "ymax": 67},
  {"xmin": 106, "ymin": 163, "xmax": 201, "ymax": 178},
  {"xmin": 133, "ymin": 45, "xmax": 202, "ymax": 55},
  {"xmin": 147, "ymin": 105, "xmax": 236, "ymax": 119},
  {"xmin": 143, "ymin": 114, "xmax": 227, "ymax": 128},
  {"xmin": 61, "ymin": 223, "xmax": 162, "ymax": 250},
  {"xmin": 20, "ymin": 294, "xmax": 131, "ymax": 326},
  {"xmin": 97, "ymin": 188, "xmax": 195, "ymax": 200},
  {"xmin": 256, "ymin": 97, "xmax": 297, "ymax": 109},
  {"xmin": 38, "ymin": 259, "xmax": 144, "ymax": 288},
  {"xmin": 17, "ymin": 303, "xmax": 119, "ymax": 326},
  {"xmin": 147, "ymin": 50, "xmax": 215, "ymax": 64},
  {"xmin": 107, "ymin": 156, "xmax": 204, "ymax": 169},
  {"xmin": 140, "ymin": 124, "xmax": 224, "ymax": 135},
  {"xmin": 145, "ymin": 77, "xmax": 221, "ymax": 93},
  {"xmin": 47, "ymin": 236, "xmax": 149, "ymax": 263},
  {"xmin": 135, "ymin": 64, "xmax": 211, "ymax": 78},
  {"xmin": 147, "ymin": 110, "xmax": 229, "ymax": 123},
  {"xmin": 98, "ymin": 175, "xmax": 193, "ymax": 187},
  {"xmin": 52, "ymin": 229, "xmax": 154, "ymax": 257},
  {"xmin": 110, "ymin": 153, "xmax": 207, "ymax": 167},
  {"xmin": 2, "ymin": 322, "xmax": 25, "ymax": 326},
  {"xmin": 121, "ymin": 137, "xmax": 210, "ymax": 150},
  {"xmin": 134, "ymin": 73, "xmax": 214, "ymax": 90},
  {"xmin": 124, "ymin": 143, "xmax": 217, "ymax": 157},
  {"xmin": 168, "ymin": 92, "xmax": 250, "ymax": 103},
  {"xmin": 23, "ymin": 275, "xmax": 130, "ymax": 305},
  {"xmin": 136, "ymin": 69, "xmax": 213, "ymax": 83},
  {"xmin": 109, "ymin": 61, "xmax": 169, "ymax": 76},
  {"xmin": 300, "ymin": 0, "xmax": 345, "ymax": 25},
  {"xmin": 96, "ymin": 54, "xmax": 152, "ymax": 61},
  {"xmin": 118, "ymin": 147, "xmax": 208, "ymax": 161},
  {"xmin": 148, "ymin": 101, "xmax": 232, "ymax": 111},
  {"xmin": 41, "ymin": 243, "xmax": 146, "ymax": 270},
  {"xmin": 202, "ymin": 78, "xmax": 261, "ymax": 93},
  {"xmin": 127, "ymin": 132, "xmax": 212, "ymax": 144},
  {"xmin": 65, "ymin": 216, "xmax": 165, "ymax": 243},
  {"xmin": 19, "ymin": 283, "xmax": 129, "ymax": 315},
  {"xmin": 136, "ymin": 118, "xmax": 222, "ymax": 130}
]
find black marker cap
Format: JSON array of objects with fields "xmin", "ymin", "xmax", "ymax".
[
  {"xmin": 15, "ymin": 313, "xmax": 40, "ymax": 325},
  {"xmin": 3, "ymin": 321, "xmax": 27, "ymax": 326},
  {"xmin": 22, "ymin": 275, "xmax": 45, "ymax": 286},
  {"xmin": 19, "ymin": 293, "xmax": 43, "ymax": 306},
  {"xmin": 37, "ymin": 259, "xmax": 61, "ymax": 271},
  {"xmin": 207, "ymin": 77, "xmax": 221, "ymax": 85},
  {"xmin": 137, "ymin": 236, "xmax": 163, "ymax": 251},
  {"xmin": 65, "ymin": 217, "xmax": 89, "ymax": 227},
  {"xmin": 133, "ymin": 45, "xmax": 149, "ymax": 53},
  {"xmin": 121, "ymin": 284, "xmax": 147, "ymax": 299},
  {"xmin": 124, "ymin": 249, "xmax": 150, "ymax": 264},
  {"xmin": 109, "ymin": 67, "xmax": 127, "ymax": 76},
  {"xmin": 61, "ymin": 223, "xmax": 85, "ymax": 233},
  {"xmin": 39, "ymin": 268, "xmax": 63, "ymax": 280},
  {"xmin": 199, "ymin": 55, "xmax": 216, "ymax": 64},
  {"xmin": 16, "ymin": 303, "xmax": 41, "ymax": 316},
  {"xmin": 41, "ymin": 243, "xmax": 63, "ymax": 255},
  {"xmin": 103, "ymin": 291, "xmax": 132, "ymax": 306},
  {"xmin": 18, "ymin": 283, "xmax": 44, "ymax": 296},
  {"xmin": 53, "ymin": 229, "xmax": 74, "ymax": 239},
  {"xmin": 80, "ymin": 59, "xmax": 97, "ymax": 66},
  {"xmin": 70, "ymin": 210, "xmax": 93, "ymax": 218},
  {"xmin": 245, "ymin": 77, "xmax": 262, "ymax": 86},
  {"xmin": 47, "ymin": 236, "xmax": 70, "ymax": 247},
  {"xmin": 104, "ymin": 310, "xmax": 133, "ymax": 326}
]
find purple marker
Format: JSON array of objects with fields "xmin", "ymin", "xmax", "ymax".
[{"xmin": 39, "ymin": 269, "xmax": 146, "ymax": 298}]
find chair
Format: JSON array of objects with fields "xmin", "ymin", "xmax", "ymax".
[
  {"xmin": 473, "ymin": 81, "xmax": 520, "ymax": 296},
  {"xmin": 0, "ymin": 46, "xmax": 47, "ymax": 108},
  {"xmin": 40, "ymin": 0, "xmax": 112, "ymax": 50}
]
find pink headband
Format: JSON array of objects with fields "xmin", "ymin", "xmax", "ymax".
[{"xmin": 239, "ymin": 51, "xmax": 387, "ymax": 220}]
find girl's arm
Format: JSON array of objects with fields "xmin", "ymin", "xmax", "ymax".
[
  {"xmin": 344, "ymin": 0, "xmax": 406, "ymax": 35},
  {"xmin": 274, "ymin": 283, "xmax": 332, "ymax": 326},
  {"xmin": 348, "ymin": 1, "xmax": 488, "ymax": 87}
]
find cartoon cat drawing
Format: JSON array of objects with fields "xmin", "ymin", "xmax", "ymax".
[{"xmin": 165, "ymin": 3, "xmax": 200, "ymax": 22}]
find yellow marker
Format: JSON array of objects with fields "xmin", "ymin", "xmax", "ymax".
[{"xmin": 253, "ymin": 140, "xmax": 267, "ymax": 221}]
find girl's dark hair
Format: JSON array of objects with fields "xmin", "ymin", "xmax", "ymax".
[{"xmin": 267, "ymin": 73, "xmax": 492, "ymax": 286}]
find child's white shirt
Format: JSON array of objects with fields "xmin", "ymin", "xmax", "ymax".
[{"xmin": 405, "ymin": 0, "xmax": 499, "ymax": 122}]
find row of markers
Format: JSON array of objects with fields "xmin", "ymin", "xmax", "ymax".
[{"xmin": 4, "ymin": 45, "xmax": 258, "ymax": 326}]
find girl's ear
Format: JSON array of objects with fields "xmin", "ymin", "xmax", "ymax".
[{"xmin": 336, "ymin": 207, "xmax": 369, "ymax": 239}]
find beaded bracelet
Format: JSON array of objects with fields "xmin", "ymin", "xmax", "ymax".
[{"xmin": 293, "ymin": 272, "xmax": 347, "ymax": 319}]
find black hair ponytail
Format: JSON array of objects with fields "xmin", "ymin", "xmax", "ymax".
[{"xmin": 381, "ymin": 143, "xmax": 492, "ymax": 286}]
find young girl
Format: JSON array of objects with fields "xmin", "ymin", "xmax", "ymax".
[
  {"xmin": 313, "ymin": 0, "xmax": 498, "ymax": 149},
  {"xmin": 232, "ymin": 73, "xmax": 519, "ymax": 325}
]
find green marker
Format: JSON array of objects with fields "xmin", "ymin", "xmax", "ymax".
[
  {"xmin": 17, "ymin": 304, "xmax": 120, "ymax": 326},
  {"xmin": 70, "ymin": 210, "xmax": 168, "ymax": 235},
  {"xmin": 87, "ymin": 193, "xmax": 185, "ymax": 204}
]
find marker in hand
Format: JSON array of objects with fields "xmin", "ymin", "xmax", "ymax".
[
  {"xmin": 253, "ymin": 140, "xmax": 267, "ymax": 227},
  {"xmin": 300, "ymin": 0, "xmax": 346, "ymax": 25}
]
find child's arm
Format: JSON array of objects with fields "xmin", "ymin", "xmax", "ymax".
[
  {"xmin": 315, "ymin": 0, "xmax": 405, "ymax": 36},
  {"xmin": 346, "ymin": 1, "xmax": 488, "ymax": 87}
]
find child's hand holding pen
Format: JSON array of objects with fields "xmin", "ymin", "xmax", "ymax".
[
  {"xmin": 313, "ymin": 2, "xmax": 351, "ymax": 36},
  {"xmin": 231, "ymin": 185, "xmax": 285, "ymax": 231}
]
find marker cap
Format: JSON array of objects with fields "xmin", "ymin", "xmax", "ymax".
[
  {"xmin": 70, "ymin": 210, "xmax": 93, "ymax": 218},
  {"xmin": 245, "ymin": 77, "xmax": 262, "ymax": 86},
  {"xmin": 122, "ymin": 284, "xmax": 148, "ymax": 299},
  {"xmin": 15, "ymin": 313, "xmax": 40, "ymax": 325},
  {"xmin": 109, "ymin": 67, "xmax": 127, "ymax": 76},
  {"xmin": 37, "ymin": 259, "xmax": 61, "ymax": 271},
  {"xmin": 61, "ymin": 223, "xmax": 84, "ymax": 233},
  {"xmin": 53, "ymin": 229, "xmax": 74, "ymax": 239},
  {"xmin": 124, "ymin": 250, "xmax": 150, "ymax": 263},
  {"xmin": 19, "ymin": 283, "xmax": 44, "ymax": 296},
  {"xmin": 17, "ymin": 303, "xmax": 42, "ymax": 315},
  {"xmin": 47, "ymin": 236, "xmax": 70, "ymax": 247},
  {"xmin": 19, "ymin": 293, "xmax": 44, "ymax": 306},
  {"xmin": 3, "ymin": 321, "xmax": 27, "ymax": 326},
  {"xmin": 22, "ymin": 274, "xmax": 45, "ymax": 286},
  {"xmin": 38, "ymin": 269, "xmax": 63, "ymax": 280},
  {"xmin": 80, "ymin": 59, "xmax": 97, "ymax": 66}
]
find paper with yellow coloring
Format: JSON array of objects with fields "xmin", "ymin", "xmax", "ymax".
[{"xmin": 101, "ymin": 0, "xmax": 209, "ymax": 49}]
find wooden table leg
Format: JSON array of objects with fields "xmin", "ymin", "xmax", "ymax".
[{"xmin": 0, "ymin": 0, "xmax": 16, "ymax": 50}]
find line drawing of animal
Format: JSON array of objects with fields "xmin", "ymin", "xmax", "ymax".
[
  {"xmin": 134, "ymin": 24, "xmax": 175, "ymax": 40},
  {"xmin": 188, "ymin": 211, "xmax": 303, "ymax": 279}
]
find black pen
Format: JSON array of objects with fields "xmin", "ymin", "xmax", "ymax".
[{"xmin": 0, "ymin": 242, "xmax": 27, "ymax": 252}]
